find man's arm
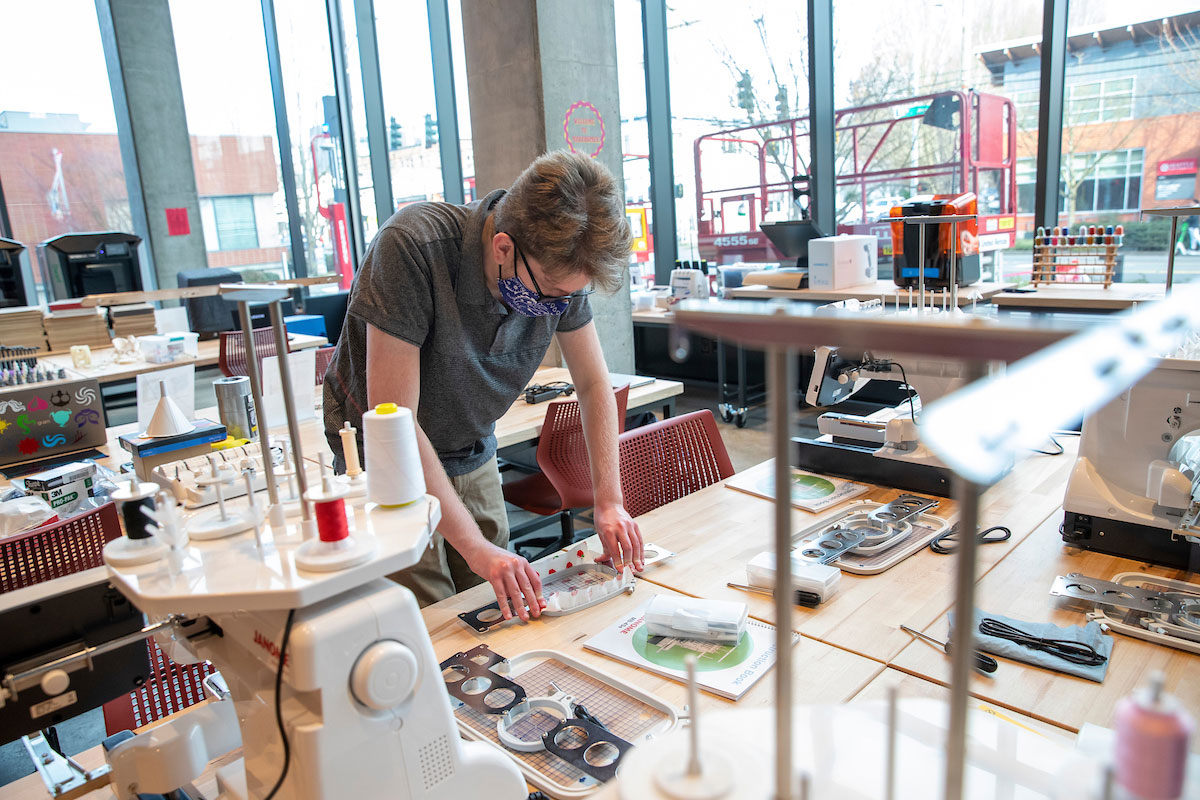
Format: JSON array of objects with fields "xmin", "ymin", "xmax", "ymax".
[
  {"xmin": 556, "ymin": 321, "xmax": 644, "ymax": 570},
  {"xmin": 366, "ymin": 323, "xmax": 544, "ymax": 619}
]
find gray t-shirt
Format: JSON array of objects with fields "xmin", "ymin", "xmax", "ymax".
[{"xmin": 323, "ymin": 189, "xmax": 593, "ymax": 476}]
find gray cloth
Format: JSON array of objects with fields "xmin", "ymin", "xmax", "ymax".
[
  {"xmin": 323, "ymin": 189, "xmax": 592, "ymax": 476},
  {"xmin": 951, "ymin": 609, "xmax": 1113, "ymax": 683}
]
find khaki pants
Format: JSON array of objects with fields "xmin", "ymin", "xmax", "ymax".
[{"xmin": 389, "ymin": 457, "xmax": 510, "ymax": 607}]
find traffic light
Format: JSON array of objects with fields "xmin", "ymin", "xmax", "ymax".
[
  {"xmin": 389, "ymin": 116, "xmax": 403, "ymax": 150},
  {"xmin": 736, "ymin": 71, "xmax": 755, "ymax": 117},
  {"xmin": 424, "ymin": 113, "xmax": 438, "ymax": 148},
  {"xmin": 775, "ymin": 86, "xmax": 789, "ymax": 120}
]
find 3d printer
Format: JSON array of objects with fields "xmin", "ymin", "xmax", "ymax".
[
  {"xmin": 889, "ymin": 192, "xmax": 980, "ymax": 289},
  {"xmin": 37, "ymin": 232, "xmax": 143, "ymax": 302}
]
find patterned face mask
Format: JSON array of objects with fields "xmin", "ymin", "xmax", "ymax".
[{"xmin": 497, "ymin": 240, "xmax": 570, "ymax": 317}]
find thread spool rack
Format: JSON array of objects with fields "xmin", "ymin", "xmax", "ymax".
[{"xmin": 1031, "ymin": 239, "xmax": 1120, "ymax": 288}]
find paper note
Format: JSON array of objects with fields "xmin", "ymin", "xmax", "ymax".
[
  {"xmin": 137, "ymin": 364, "xmax": 196, "ymax": 432},
  {"xmin": 260, "ymin": 349, "xmax": 317, "ymax": 429}
]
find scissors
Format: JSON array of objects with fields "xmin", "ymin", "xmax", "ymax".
[{"xmin": 929, "ymin": 522, "xmax": 1011, "ymax": 555}]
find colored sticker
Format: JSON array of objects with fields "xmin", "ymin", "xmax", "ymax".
[
  {"xmin": 74, "ymin": 409, "xmax": 100, "ymax": 427},
  {"xmin": 74, "ymin": 386, "xmax": 97, "ymax": 405},
  {"xmin": 42, "ymin": 434, "xmax": 66, "ymax": 448},
  {"xmin": 50, "ymin": 410, "xmax": 71, "ymax": 427},
  {"xmin": 29, "ymin": 396, "xmax": 48, "ymax": 411},
  {"xmin": 15, "ymin": 414, "xmax": 33, "ymax": 433},
  {"xmin": 0, "ymin": 399, "xmax": 26, "ymax": 413},
  {"xmin": 18, "ymin": 437, "xmax": 38, "ymax": 455},
  {"xmin": 563, "ymin": 100, "xmax": 605, "ymax": 158},
  {"xmin": 50, "ymin": 390, "xmax": 70, "ymax": 407},
  {"xmin": 0, "ymin": 420, "xmax": 7, "ymax": 434}
]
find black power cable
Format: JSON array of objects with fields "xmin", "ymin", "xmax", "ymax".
[
  {"xmin": 264, "ymin": 609, "xmax": 297, "ymax": 800},
  {"xmin": 978, "ymin": 617, "xmax": 1108, "ymax": 667}
]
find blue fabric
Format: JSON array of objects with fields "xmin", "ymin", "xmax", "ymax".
[
  {"xmin": 497, "ymin": 274, "xmax": 569, "ymax": 317},
  {"xmin": 949, "ymin": 609, "xmax": 1113, "ymax": 683}
]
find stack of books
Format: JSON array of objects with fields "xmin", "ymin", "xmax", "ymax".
[
  {"xmin": 44, "ymin": 301, "xmax": 111, "ymax": 350},
  {"xmin": 109, "ymin": 302, "xmax": 158, "ymax": 338},
  {"xmin": 0, "ymin": 306, "xmax": 48, "ymax": 352}
]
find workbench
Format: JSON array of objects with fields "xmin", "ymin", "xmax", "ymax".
[
  {"xmin": 726, "ymin": 279, "xmax": 1012, "ymax": 304},
  {"xmin": 989, "ymin": 282, "xmax": 1166, "ymax": 313}
]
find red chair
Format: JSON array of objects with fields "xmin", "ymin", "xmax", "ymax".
[
  {"xmin": 618, "ymin": 409, "xmax": 735, "ymax": 518},
  {"xmin": 218, "ymin": 328, "xmax": 292, "ymax": 378},
  {"xmin": 314, "ymin": 345, "xmax": 336, "ymax": 386},
  {"xmin": 102, "ymin": 639, "xmax": 213, "ymax": 735},
  {"xmin": 503, "ymin": 385, "xmax": 630, "ymax": 559}
]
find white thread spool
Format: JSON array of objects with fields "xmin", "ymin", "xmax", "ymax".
[{"xmin": 363, "ymin": 402, "xmax": 425, "ymax": 506}]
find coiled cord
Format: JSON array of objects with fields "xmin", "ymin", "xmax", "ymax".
[{"xmin": 978, "ymin": 617, "xmax": 1107, "ymax": 667}]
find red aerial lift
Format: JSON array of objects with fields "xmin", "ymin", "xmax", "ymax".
[{"xmin": 694, "ymin": 89, "xmax": 1018, "ymax": 265}]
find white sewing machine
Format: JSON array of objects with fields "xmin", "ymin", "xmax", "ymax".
[
  {"xmin": 99, "ymin": 497, "xmax": 527, "ymax": 800},
  {"xmin": 800, "ymin": 342, "xmax": 974, "ymax": 497},
  {"xmin": 1063, "ymin": 355, "xmax": 1200, "ymax": 570}
]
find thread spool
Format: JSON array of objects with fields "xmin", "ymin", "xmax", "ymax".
[
  {"xmin": 115, "ymin": 481, "xmax": 159, "ymax": 540},
  {"xmin": 104, "ymin": 481, "xmax": 168, "ymax": 567},
  {"xmin": 340, "ymin": 421, "xmax": 362, "ymax": 477},
  {"xmin": 363, "ymin": 402, "xmax": 425, "ymax": 506},
  {"xmin": 295, "ymin": 458, "xmax": 375, "ymax": 572},
  {"xmin": 1115, "ymin": 671, "xmax": 1192, "ymax": 800}
]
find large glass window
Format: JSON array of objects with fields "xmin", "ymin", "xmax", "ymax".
[
  {"xmin": 275, "ymin": 0, "xmax": 352, "ymax": 285},
  {"xmin": 170, "ymin": 0, "xmax": 291, "ymax": 278},
  {"xmin": 833, "ymin": 0, "xmax": 1042, "ymax": 281},
  {"xmin": 0, "ymin": 0, "xmax": 135, "ymax": 298},
  {"xmin": 375, "ymin": 2, "xmax": 445, "ymax": 209},
  {"xmin": 668, "ymin": 2, "xmax": 809, "ymax": 267},
  {"xmin": 1062, "ymin": 3, "xmax": 1200, "ymax": 283},
  {"xmin": 615, "ymin": 0, "xmax": 652, "ymax": 284}
]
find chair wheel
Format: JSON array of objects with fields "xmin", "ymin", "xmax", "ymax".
[
  {"xmin": 735, "ymin": 410, "xmax": 748, "ymax": 428},
  {"xmin": 720, "ymin": 406, "xmax": 733, "ymax": 423}
]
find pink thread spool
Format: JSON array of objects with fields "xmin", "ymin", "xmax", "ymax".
[{"xmin": 1115, "ymin": 671, "xmax": 1193, "ymax": 799}]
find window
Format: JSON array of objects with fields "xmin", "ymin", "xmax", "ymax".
[
  {"xmin": 209, "ymin": 196, "xmax": 259, "ymax": 250},
  {"xmin": 1015, "ymin": 90, "xmax": 1040, "ymax": 131},
  {"xmin": 1067, "ymin": 78, "xmax": 1134, "ymax": 126},
  {"xmin": 833, "ymin": 0, "xmax": 1043, "ymax": 274},
  {"xmin": 670, "ymin": 2, "xmax": 809, "ymax": 266},
  {"xmin": 170, "ymin": 0, "xmax": 291, "ymax": 275},
  {"xmin": 0, "ymin": 0, "xmax": 137, "ymax": 298},
  {"xmin": 1063, "ymin": 148, "xmax": 1143, "ymax": 213}
]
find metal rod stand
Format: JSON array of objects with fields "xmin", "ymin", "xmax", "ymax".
[
  {"xmin": 917, "ymin": 223, "xmax": 926, "ymax": 314},
  {"xmin": 949, "ymin": 221, "xmax": 959, "ymax": 310},
  {"xmin": 237, "ymin": 301, "xmax": 280, "ymax": 506},
  {"xmin": 1167, "ymin": 215, "xmax": 1179, "ymax": 293},
  {"xmin": 768, "ymin": 346, "xmax": 795, "ymax": 800},
  {"xmin": 944, "ymin": 466, "xmax": 983, "ymax": 800},
  {"xmin": 268, "ymin": 300, "xmax": 311, "ymax": 523}
]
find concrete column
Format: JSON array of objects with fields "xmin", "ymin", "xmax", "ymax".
[
  {"xmin": 97, "ymin": 0, "xmax": 207, "ymax": 291},
  {"xmin": 462, "ymin": 0, "xmax": 634, "ymax": 373}
]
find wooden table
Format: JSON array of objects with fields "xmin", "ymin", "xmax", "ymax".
[
  {"xmin": 630, "ymin": 308, "xmax": 673, "ymax": 327},
  {"xmin": 890, "ymin": 508, "xmax": 1200, "ymax": 734},
  {"xmin": 726, "ymin": 279, "xmax": 1012, "ymax": 305},
  {"xmin": 630, "ymin": 440, "xmax": 1080, "ymax": 663},
  {"xmin": 421, "ymin": 571, "xmax": 884, "ymax": 715},
  {"xmin": 990, "ymin": 283, "xmax": 1166, "ymax": 312},
  {"xmin": 37, "ymin": 334, "xmax": 328, "ymax": 387},
  {"xmin": 495, "ymin": 367, "xmax": 683, "ymax": 450}
]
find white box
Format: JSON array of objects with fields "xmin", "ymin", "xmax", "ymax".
[
  {"xmin": 808, "ymin": 235, "xmax": 878, "ymax": 290},
  {"xmin": 746, "ymin": 551, "xmax": 841, "ymax": 603},
  {"xmin": 644, "ymin": 595, "xmax": 748, "ymax": 644}
]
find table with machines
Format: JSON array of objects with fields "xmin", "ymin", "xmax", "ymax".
[{"xmin": 989, "ymin": 283, "xmax": 1167, "ymax": 313}]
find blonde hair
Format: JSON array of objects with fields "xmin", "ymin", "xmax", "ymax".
[{"xmin": 494, "ymin": 151, "xmax": 631, "ymax": 293}]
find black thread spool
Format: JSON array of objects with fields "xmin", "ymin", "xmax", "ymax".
[{"xmin": 114, "ymin": 481, "xmax": 160, "ymax": 541}]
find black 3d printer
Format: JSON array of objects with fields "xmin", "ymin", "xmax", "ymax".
[{"xmin": 37, "ymin": 232, "xmax": 143, "ymax": 302}]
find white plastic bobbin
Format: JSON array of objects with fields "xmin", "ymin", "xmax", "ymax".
[{"xmin": 187, "ymin": 463, "xmax": 262, "ymax": 541}]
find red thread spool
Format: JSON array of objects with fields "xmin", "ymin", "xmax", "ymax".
[{"xmin": 314, "ymin": 497, "xmax": 349, "ymax": 543}]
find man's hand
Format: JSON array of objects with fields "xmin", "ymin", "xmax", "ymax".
[
  {"xmin": 464, "ymin": 541, "xmax": 546, "ymax": 621},
  {"xmin": 593, "ymin": 502, "xmax": 644, "ymax": 571}
]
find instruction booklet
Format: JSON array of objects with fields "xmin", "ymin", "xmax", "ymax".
[
  {"xmin": 584, "ymin": 600, "xmax": 798, "ymax": 700},
  {"xmin": 725, "ymin": 459, "xmax": 869, "ymax": 512}
]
